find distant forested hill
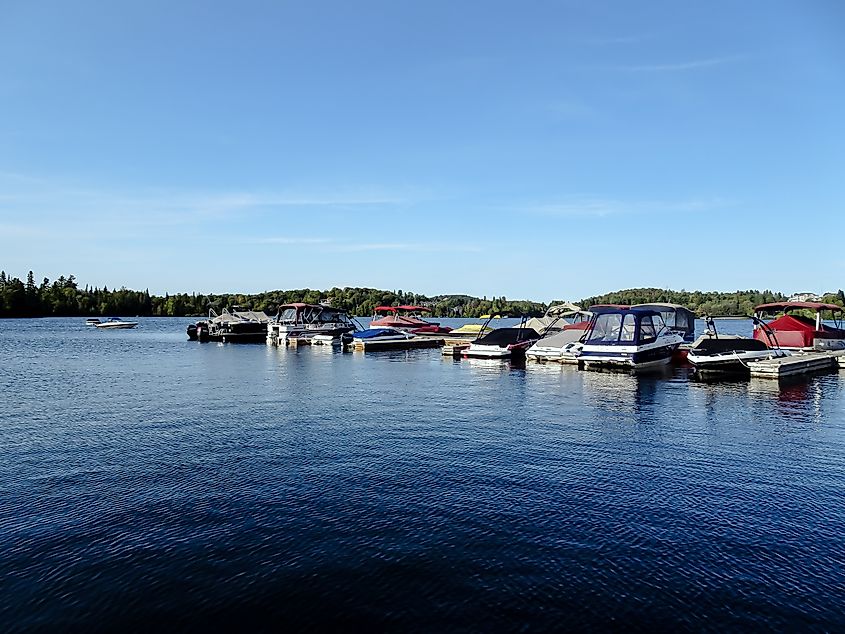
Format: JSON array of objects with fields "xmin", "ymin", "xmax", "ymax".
[
  {"xmin": 575, "ymin": 288, "xmax": 844, "ymax": 317},
  {"xmin": 1, "ymin": 270, "xmax": 841, "ymax": 318}
]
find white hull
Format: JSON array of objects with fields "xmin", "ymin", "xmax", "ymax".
[
  {"xmin": 579, "ymin": 335, "xmax": 682, "ymax": 370},
  {"xmin": 527, "ymin": 342, "xmax": 583, "ymax": 363},
  {"xmin": 95, "ymin": 322, "xmax": 138, "ymax": 329},
  {"xmin": 463, "ymin": 343, "xmax": 512, "ymax": 359},
  {"xmin": 689, "ymin": 349, "xmax": 791, "ymax": 370},
  {"xmin": 311, "ymin": 334, "xmax": 342, "ymax": 346},
  {"xmin": 581, "ymin": 355, "xmax": 671, "ymax": 370}
]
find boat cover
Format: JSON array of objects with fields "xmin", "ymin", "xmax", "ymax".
[
  {"xmin": 354, "ymin": 328, "xmax": 406, "ymax": 339},
  {"xmin": 531, "ymin": 329, "xmax": 584, "ymax": 349},
  {"xmin": 755, "ymin": 314, "xmax": 845, "ymax": 349},
  {"xmin": 691, "ymin": 336, "xmax": 769, "ymax": 355},
  {"xmin": 476, "ymin": 327, "xmax": 540, "ymax": 346}
]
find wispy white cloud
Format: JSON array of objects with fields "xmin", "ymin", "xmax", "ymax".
[
  {"xmin": 0, "ymin": 172, "xmax": 415, "ymax": 231},
  {"xmin": 607, "ymin": 55, "xmax": 745, "ymax": 73},
  {"xmin": 332, "ymin": 242, "xmax": 482, "ymax": 253},
  {"xmin": 254, "ymin": 237, "xmax": 335, "ymax": 245},
  {"xmin": 518, "ymin": 196, "xmax": 733, "ymax": 218}
]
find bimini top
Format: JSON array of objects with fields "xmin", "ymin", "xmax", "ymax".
[
  {"xmin": 374, "ymin": 305, "xmax": 432, "ymax": 313},
  {"xmin": 275, "ymin": 303, "xmax": 352, "ymax": 324},
  {"xmin": 632, "ymin": 302, "xmax": 692, "ymax": 311},
  {"xmin": 589, "ymin": 303, "xmax": 630, "ymax": 311},
  {"xmin": 754, "ymin": 301, "xmax": 844, "ymax": 313},
  {"xmin": 476, "ymin": 327, "xmax": 541, "ymax": 346},
  {"xmin": 397, "ymin": 305, "xmax": 431, "ymax": 312}
]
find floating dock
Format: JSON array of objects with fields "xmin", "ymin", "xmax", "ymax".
[
  {"xmin": 348, "ymin": 336, "xmax": 444, "ymax": 352},
  {"xmin": 441, "ymin": 337, "xmax": 474, "ymax": 357},
  {"xmin": 747, "ymin": 351, "xmax": 844, "ymax": 379}
]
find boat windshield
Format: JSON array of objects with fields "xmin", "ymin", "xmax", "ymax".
[
  {"xmin": 588, "ymin": 313, "xmax": 623, "ymax": 343},
  {"xmin": 278, "ymin": 308, "xmax": 298, "ymax": 322},
  {"xmin": 317, "ymin": 310, "xmax": 345, "ymax": 323}
]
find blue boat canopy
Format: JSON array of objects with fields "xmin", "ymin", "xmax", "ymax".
[{"xmin": 584, "ymin": 308, "xmax": 667, "ymax": 346}]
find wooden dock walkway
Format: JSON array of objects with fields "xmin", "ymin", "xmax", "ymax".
[
  {"xmin": 747, "ymin": 351, "xmax": 844, "ymax": 379},
  {"xmin": 441, "ymin": 337, "xmax": 473, "ymax": 357}
]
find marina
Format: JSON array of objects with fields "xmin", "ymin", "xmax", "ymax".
[{"xmin": 4, "ymin": 316, "xmax": 845, "ymax": 630}]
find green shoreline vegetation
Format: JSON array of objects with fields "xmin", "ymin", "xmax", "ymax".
[{"xmin": 1, "ymin": 270, "xmax": 843, "ymax": 319}]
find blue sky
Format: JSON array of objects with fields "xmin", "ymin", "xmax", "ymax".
[{"xmin": 1, "ymin": 1, "xmax": 843, "ymax": 301}]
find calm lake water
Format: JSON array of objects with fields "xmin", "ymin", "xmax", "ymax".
[{"xmin": 2, "ymin": 317, "xmax": 844, "ymax": 631}]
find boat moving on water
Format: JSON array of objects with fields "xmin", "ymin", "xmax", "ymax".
[
  {"xmin": 188, "ymin": 307, "xmax": 270, "ymax": 343},
  {"xmin": 95, "ymin": 317, "xmax": 138, "ymax": 329},
  {"xmin": 578, "ymin": 307, "xmax": 683, "ymax": 371},
  {"xmin": 85, "ymin": 318, "xmax": 101, "ymax": 326},
  {"xmin": 752, "ymin": 301, "xmax": 845, "ymax": 351}
]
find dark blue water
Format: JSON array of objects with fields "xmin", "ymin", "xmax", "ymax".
[{"xmin": 2, "ymin": 318, "xmax": 844, "ymax": 631}]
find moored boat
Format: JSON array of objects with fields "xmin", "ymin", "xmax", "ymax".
[
  {"xmin": 189, "ymin": 307, "xmax": 270, "ymax": 343},
  {"xmin": 352, "ymin": 327, "xmax": 416, "ymax": 342},
  {"xmin": 526, "ymin": 310, "xmax": 594, "ymax": 362},
  {"xmin": 687, "ymin": 317, "xmax": 790, "ymax": 373},
  {"xmin": 631, "ymin": 303, "xmax": 696, "ymax": 342},
  {"xmin": 266, "ymin": 303, "xmax": 357, "ymax": 345},
  {"xmin": 524, "ymin": 303, "xmax": 583, "ymax": 335},
  {"xmin": 752, "ymin": 302, "xmax": 845, "ymax": 351},
  {"xmin": 577, "ymin": 307, "xmax": 683, "ymax": 371},
  {"xmin": 369, "ymin": 305, "xmax": 452, "ymax": 334},
  {"xmin": 462, "ymin": 317, "xmax": 541, "ymax": 359},
  {"xmin": 447, "ymin": 323, "xmax": 495, "ymax": 338}
]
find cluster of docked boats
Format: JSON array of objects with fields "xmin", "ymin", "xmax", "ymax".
[{"xmin": 183, "ymin": 300, "xmax": 845, "ymax": 374}]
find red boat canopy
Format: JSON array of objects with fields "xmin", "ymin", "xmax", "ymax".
[
  {"xmin": 374, "ymin": 306, "xmax": 397, "ymax": 312},
  {"xmin": 754, "ymin": 302, "xmax": 843, "ymax": 313}
]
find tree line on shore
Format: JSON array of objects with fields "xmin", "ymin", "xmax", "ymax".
[{"xmin": 1, "ymin": 270, "xmax": 843, "ymax": 319}]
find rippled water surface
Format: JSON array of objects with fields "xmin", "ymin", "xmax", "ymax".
[{"xmin": 2, "ymin": 317, "xmax": 845, "ymax": 631}]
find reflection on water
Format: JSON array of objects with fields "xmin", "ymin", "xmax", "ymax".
[{"xmin": 1, "ymin": 318, "xmax": 844, "ymax": 630}]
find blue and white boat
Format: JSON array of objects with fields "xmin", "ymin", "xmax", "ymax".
[
  {"xmin": 351, "ymin": 327, "xmax": 415, "ymax": 343},
  {"xmin": 577, "ymin": 308, "xmax": 683, "ymax": 370}
]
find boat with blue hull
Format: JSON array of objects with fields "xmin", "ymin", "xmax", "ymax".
[{"xmin": 578, "ymin": 308, "xmax": 683, "ymax": 370}]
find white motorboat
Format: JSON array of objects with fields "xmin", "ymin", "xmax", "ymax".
[
  {"xmin": 577, "ymin": 308, "xmax": 683, "ymax": 370},
  {"xmin": 94, "ymin": 317, "xmax": 138, "ymax": 329},
  {"xmin": 352, "ymin": 327, "xmax": 416, "ymax": 343},
  {"xmin": 687, "ymin": 317, "xmax": 790, "ymax": 373},
  {"xmin": 85, "ymin": 318, "xmax": 101, "ymax": 326},
  {"xmin": 526, "ymin": 309, "xmax": 594, "ymax": 362},
  {"xmin": 462, "ymin": 317, "xmax": 541, "ymax": 359},
  {"xmin": 311, "ymin": 333, "xmax": 349, "ymax": 346}
]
